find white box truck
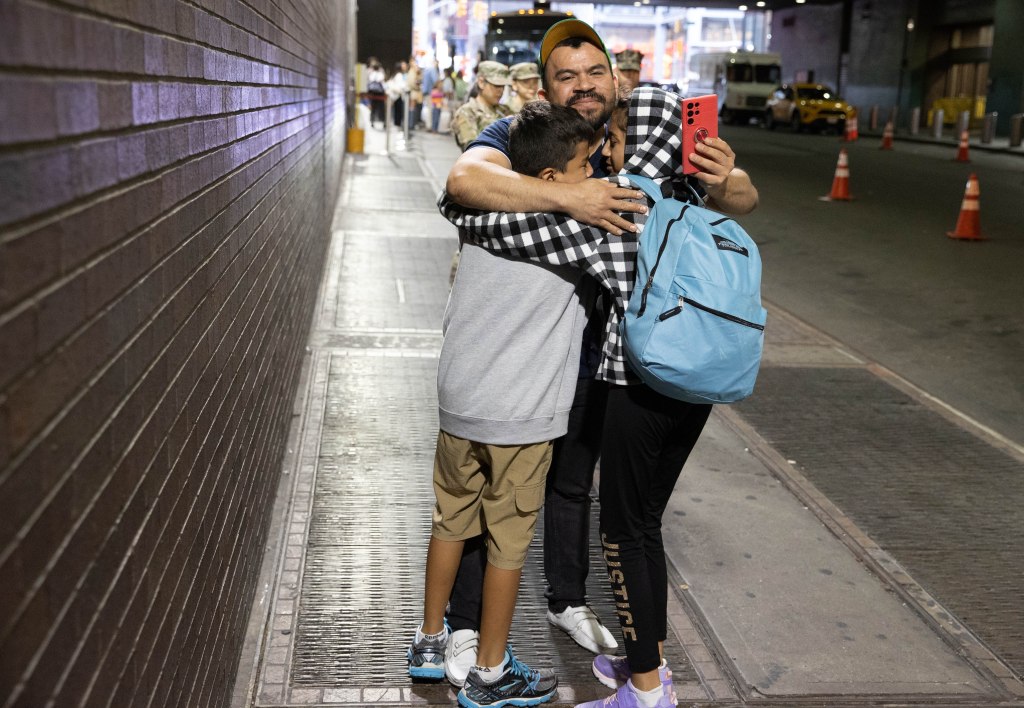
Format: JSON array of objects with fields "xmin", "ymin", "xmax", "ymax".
[{"xmin": 690, "ymin": 51, "xmax": 782, "ymax": 124}]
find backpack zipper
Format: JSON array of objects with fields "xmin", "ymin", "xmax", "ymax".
[
  {"xmin": 658, "ymin": 295, "xmax": 765, "ymax": 331},
  {"xmin": 637, "ymin": 204, "xmax": 689, "ymax": 317}
]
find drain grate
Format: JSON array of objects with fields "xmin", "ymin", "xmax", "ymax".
[{"xmin": 292, "ymin": 355, "xmax": 438, "ymax": 686}]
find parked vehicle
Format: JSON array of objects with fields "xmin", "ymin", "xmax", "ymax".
[
  {"xmin": 764, "ymin": 83, "xmax": 855, "ymax": 133},
  {"xmin": 484, "ymin": 9, "xmax": 570, "ymax": 67},
  {"xmin": 690, "ymin": 51, "xmax": 781, "ymax": 124}
]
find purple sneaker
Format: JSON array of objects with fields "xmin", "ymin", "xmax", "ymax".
[
  {"xmin": 592, "ymin": 655, "xmax": 672, "ymax": 690},
  {"xmin": 574, "ymin": 680, "xmax": 677, "ymax": 708}
]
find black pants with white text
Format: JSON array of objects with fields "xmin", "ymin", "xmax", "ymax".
[{"xmin": 599, "ymin": 383, "xmax": 711, "ymax": 674}]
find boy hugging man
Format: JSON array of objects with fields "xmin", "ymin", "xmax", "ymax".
[
  {"xmin": 408, "ymin": 101, "xmax": 595, "ymax": 708},
  {"xmin": 439, "ymin": 87, "xmax": 759, "ymax": 708}
]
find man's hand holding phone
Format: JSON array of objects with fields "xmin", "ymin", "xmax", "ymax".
[
  {"xmin": 677, "ymin": 95, "xmax": 759, "ymax": 215},
  {"xmin": 681, "ymin": 95, "xmax": 718, "ymax": 175},
  {"xmin": 690, "ymin": 135, "xmax": 737, "ymax": 188}
]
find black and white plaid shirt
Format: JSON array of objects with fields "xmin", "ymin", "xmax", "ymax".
[{"xmin": 439, "ymin": 88, "xmax": 693, "ymax": 386}]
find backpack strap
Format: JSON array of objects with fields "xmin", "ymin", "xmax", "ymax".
[
  {"xmin": 627, "ymin": 176, "xmax": 694, "ymax": 319},
  {"xmin": 627, "ymin": 175, "xmax": 671, "ymax": 204},
  {"xmin": 631, "ymin": 174, "xmax": 708, "ymax": 208}
]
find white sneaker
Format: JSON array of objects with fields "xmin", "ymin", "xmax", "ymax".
[
  {"xmin": 547, "ymin": 604, "xmax": 618, "ymax": 654},
  {"xmin": 444, "ymin": 629, "xmax": 479, "ymax": 687}
]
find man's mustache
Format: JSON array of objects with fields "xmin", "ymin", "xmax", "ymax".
[{"xmin": 568, "ymin": 91, "xmax": 606, "ymax": 107}]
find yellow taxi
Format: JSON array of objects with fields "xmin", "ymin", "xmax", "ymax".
[{"xmin": 764, "ymin": 83, "xmax": 856, "ymax": 133}]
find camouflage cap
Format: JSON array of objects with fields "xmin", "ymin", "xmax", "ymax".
[
  {"xmin": 615, "ymin": 49, "xmax": 643, "ymax": 72},
  {"xmin": 509, "ymin": 62, "xmax": 541, "ymax": 81},
  {"xmin": 476, "ymin": 61, "xmax": 512, "ymax": 86}
]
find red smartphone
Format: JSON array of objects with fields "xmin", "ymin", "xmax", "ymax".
[{"xmin": 681, "ymin": 94, "xmax": 719, "ymax": 175}]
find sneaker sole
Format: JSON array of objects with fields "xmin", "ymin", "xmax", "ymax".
[
  {"xmin": 456, "ymin": 689, "xmax": 556, "ymax": 708},
  {"xmin": 592, "ymin": 663, "xmax": 624, "ymax": 689},
  {"xmin": 408, "ymin": 666, "xmax": 445, "ymax": 680}
]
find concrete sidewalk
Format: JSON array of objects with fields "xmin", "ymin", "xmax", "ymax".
[
  {"xmin": 668, "ymin": 306, "xmax": 1011, "ymax": 702},
  {"xmin": 231, "ymin": 124, "xmax": 1024, "ymax": 707}
]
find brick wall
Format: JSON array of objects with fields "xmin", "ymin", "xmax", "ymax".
[{"xmin": 0, "ymin": 1, "xmax": 352, "ymax": 706}]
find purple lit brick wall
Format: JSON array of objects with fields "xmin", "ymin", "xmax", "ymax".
[{"xmin": 0, "ymin": 1, "xmax": 352, "ymax": 706}]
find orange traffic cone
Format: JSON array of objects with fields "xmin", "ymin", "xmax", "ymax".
[
  {"xmin": 843, "ymin": 114, "xmax": 859, "ymax": 142},
  {"xmin": 947, "ymin": 173, "xmax": 985, "ymax": 241},
  {"xmin": 954, "ymin": 130, "xmax": 970, "ymax": 162},
  {"xmin": 819, "ymin": 149, "xmax": 853, "ymax": 201},
  {"xmin": 880, "ymin": 121, "xmax": 894, "ymax": 150}
]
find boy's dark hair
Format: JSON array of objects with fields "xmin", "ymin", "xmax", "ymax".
[{"xmin": 508, "ymin": 101, "xmax": 596, "ymax": 176}]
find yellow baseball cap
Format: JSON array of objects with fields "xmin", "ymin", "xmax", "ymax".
[{"xmin": 539, "ymin": 18, "xmax": 610, "ymax": 68}]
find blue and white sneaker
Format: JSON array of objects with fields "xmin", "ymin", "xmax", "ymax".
[
  {"xmin": 407, "ymin": 623, "xmax": 449, "ymax": 680},
  {"xmin": 457, "ymin": 649, "xmax": 558, "ymax": 707}
]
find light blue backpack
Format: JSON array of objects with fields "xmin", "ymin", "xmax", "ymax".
[{"xmin": 620, "ymin": 175, "xmax": 767, "ymax": 404}]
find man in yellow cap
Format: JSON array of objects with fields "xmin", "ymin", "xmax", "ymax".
[
  {"xmin": 506, "ymin": 62, "xmax": 542, "ymax": 113},
  {"xmin": 440, "ymin": 21, "xmax": 631, "ymax": 687},
  {"xmin": 614, "ymin": 49, "xmax": 643, "ymax": 91},
  {"xmin": 450, "ymin": 61, "xmax": 514, "ymax": 151},
  {"xmin": 439, "ymin": 16, "xmax": 756, "ymax": 705}
]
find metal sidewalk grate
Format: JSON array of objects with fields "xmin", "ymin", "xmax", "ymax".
[{"xmin": 290, "ymin": 354, "xmax": 697, "ymax": 698}]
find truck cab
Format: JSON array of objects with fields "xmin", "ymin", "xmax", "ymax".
[{"xmin": 691, "ymin": 51, "xmax": 782, "ymax": 124}]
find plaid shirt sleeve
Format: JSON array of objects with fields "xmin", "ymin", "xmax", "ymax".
[
  {"xmin": 436, "ymin": 176, "xmax": 646, "ymax": 299},
  {"xmin": 437, "ymin": 177, "xmax": 653, "ymax": 386}
]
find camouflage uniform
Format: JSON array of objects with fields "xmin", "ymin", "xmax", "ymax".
[
  {"xmin": 450, "ymin": 61, "xmax": 513, "ymax": 151},
  {"xmin": 505, "ymin": 94, "xmax": 527, "ymax": 114},
  {"xmin": 451, "ymin": 98, "xmax": 514, "ymax": 150}
]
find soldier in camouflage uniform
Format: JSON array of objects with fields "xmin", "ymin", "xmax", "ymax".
[
  {"xmin": 505, "ymin": 62, "xmax": 542, "ymax": 113},
  {"xmin": 450, "ymin": 61, "xmax": 514, "ymax": 151},
  {"xmin": 614, "ymin": 49, "xmax": 643, "ymax": 91}
]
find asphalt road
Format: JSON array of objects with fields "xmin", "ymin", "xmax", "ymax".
[{"xmin": 721, "ymin": 124, "xmax": 1024, "ymax": 447}]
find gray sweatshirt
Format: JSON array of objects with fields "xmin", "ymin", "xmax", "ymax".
[{"xmin": 437, "ymin": 241, "xmax": 591, "ymax": 445}]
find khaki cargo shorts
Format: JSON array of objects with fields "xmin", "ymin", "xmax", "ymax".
[{"xmin": 431, "ymin": 431, "xmax": 552, "ymax": 570}]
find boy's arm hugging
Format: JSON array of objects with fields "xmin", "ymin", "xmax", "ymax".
[
  {"xmin": 436, "ymin": 192, "xmax": 603, "ymax": 269},
  {"xmin": 436, "ymin": 175, "xmax": 644, "ymax": 296}
]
